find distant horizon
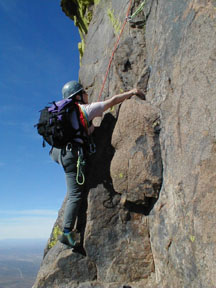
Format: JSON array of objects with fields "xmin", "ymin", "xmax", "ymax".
[
  {"xmin": 0, "ymin": 237, "xmax": 44, "ymax": 288},
  {"xmin": 0, "ymin": 238, "xmax": 47, "ymax": 241},
  {"xmin": 0, "ymin": 238, "xmax": 48, "ymax": 247}
]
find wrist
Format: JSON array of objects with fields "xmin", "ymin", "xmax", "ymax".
[{"xmin": 129, "ymin": 89, "xmax": 136, "ymax": 97}]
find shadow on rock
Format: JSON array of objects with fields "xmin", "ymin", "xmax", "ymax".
[{"xmin": 75, "ymin": 113, "xmax": 118, "ymax": 250}]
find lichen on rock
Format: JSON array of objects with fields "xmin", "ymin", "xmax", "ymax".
[
  {"xmin": 107, "ymin": 7, "xmax": 121, "ymax": 35},
  {"xmin": 47, "ymin": 225, "xmax": 62, "ymax": 249},
  {"xmin": 61, "ymin": 0, "xmax": 96, "ymax": 59}
]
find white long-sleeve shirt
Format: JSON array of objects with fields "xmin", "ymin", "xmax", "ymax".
[{"xmin": 70, "ymin": 102, "xmax": 105, "ymax": 143}]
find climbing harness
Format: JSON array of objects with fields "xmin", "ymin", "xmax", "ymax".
[
  {"xmin": 97, "ymin": 0, "xmax": 133, "ymax": 102},
  {"xmin": 76, "ymin": 148, "xmax": 86, "ymax": 185},
  {"xmin": 127, "ymin": 0, "xmax": 146, "ymax": 22},
  {"xmin": 65, "ymin": 143, "xmax": 86, "ymax": 185}
]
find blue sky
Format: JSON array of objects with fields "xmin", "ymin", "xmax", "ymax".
[{"xmin": 0, "ymin": 0, "xmax": 81, "ymax": 239}]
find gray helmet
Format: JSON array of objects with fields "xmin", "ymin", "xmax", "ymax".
[{"xmin": 62, "ymin": 81, "xmax": 84, "ymax": 99}]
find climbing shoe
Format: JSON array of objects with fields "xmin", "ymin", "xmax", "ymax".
[{"xmin": 59, "ymin": 231, "xmax": 80, "ymax": 248}]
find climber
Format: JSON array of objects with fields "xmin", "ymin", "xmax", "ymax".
[{"xmin": 50, "ymin": 80, "xmax": 144, "ymax": 248}]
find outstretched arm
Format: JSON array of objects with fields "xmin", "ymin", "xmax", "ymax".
[{"xmin": 103, "ymin": 88, "xmax": 145, "ymax": 112}]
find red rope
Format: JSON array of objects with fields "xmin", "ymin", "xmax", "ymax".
[{"xmin": 97, "ymin": 0, "xmax": 133, "ymax": 102}]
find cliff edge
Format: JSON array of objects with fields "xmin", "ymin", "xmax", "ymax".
[{"xmin": 33, "ymin": 0, "xmax": 216, "ymax": 287}]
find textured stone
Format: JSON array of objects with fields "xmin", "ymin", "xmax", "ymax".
[
  {"xmin": 111, "ymin": 98, "xmax": 162, "ymax": 203},
  {"xmin": 79, "ymin": 0, "xmax": 149, "ymax": 103},
  {"xmin": 84, "ymin": 185, "xmax": 154, "ymax": 283},
  {"xmin": 146, "ymin": 0, "xmax": 216, "ymax": 287},
  {"xmin": 33, "ymin": 242, "xmax": 97, "ymax": 288}
]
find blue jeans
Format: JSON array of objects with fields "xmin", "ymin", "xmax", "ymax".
[{"xmin": 50, "ymin": 146, "xmax": 86, "ymax": 230}]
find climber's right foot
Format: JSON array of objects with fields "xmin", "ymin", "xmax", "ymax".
[{"xmin": 59, "ymin": 231, "xmax": 80, "ymax": 248}]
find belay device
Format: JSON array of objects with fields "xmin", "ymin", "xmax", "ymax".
[{"xmin": 35, "ymin": 98, "xmax": 87, "ymax": 149}]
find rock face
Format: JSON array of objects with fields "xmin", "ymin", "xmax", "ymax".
[
  {"xmin": 34, "ymin": 0, "xmax": 216, "ymax": 287},
  {"xmin": 146, "ymin": 1, "xmax": 216, "ymax": 287}
]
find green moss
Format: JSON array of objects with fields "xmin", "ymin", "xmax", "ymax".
[
  {"xmin": 61, "ymin": 0, "xmax": 98, "ymax": 61},
  {"xmin": 119, "ymin": 172, "xmax": 124, "ymax": 179},
  {"xmin": 61, "ymin": 0, "xmax": 103, "ymax": 61},
  {"xmin": 78, "ymin": 40, "xmax": 85, "ymax": 59},
  {"xmin": 107, "ymin": 8, "xmax": 121, "ymax": 35},
  {"xmin": 48, "ymin": 225, "xmax": 62, "ymax": 249}
]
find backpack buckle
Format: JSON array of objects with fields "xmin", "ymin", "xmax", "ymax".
[
  {"xmin": 66, "ymin": 143, "xmax": 73, "ymax": 152},
  {"xmin": 89, "ymin": 143, "xmax": 96, "ymax": 155}
]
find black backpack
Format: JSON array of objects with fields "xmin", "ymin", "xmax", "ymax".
[{"xmin": 35, "ymin": 98, "xmax": 88, "ymax": 149}]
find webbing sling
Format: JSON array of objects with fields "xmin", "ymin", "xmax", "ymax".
[{"xmin": 127, "ymin": 0, "xmax": 146, "ymax": 22}]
